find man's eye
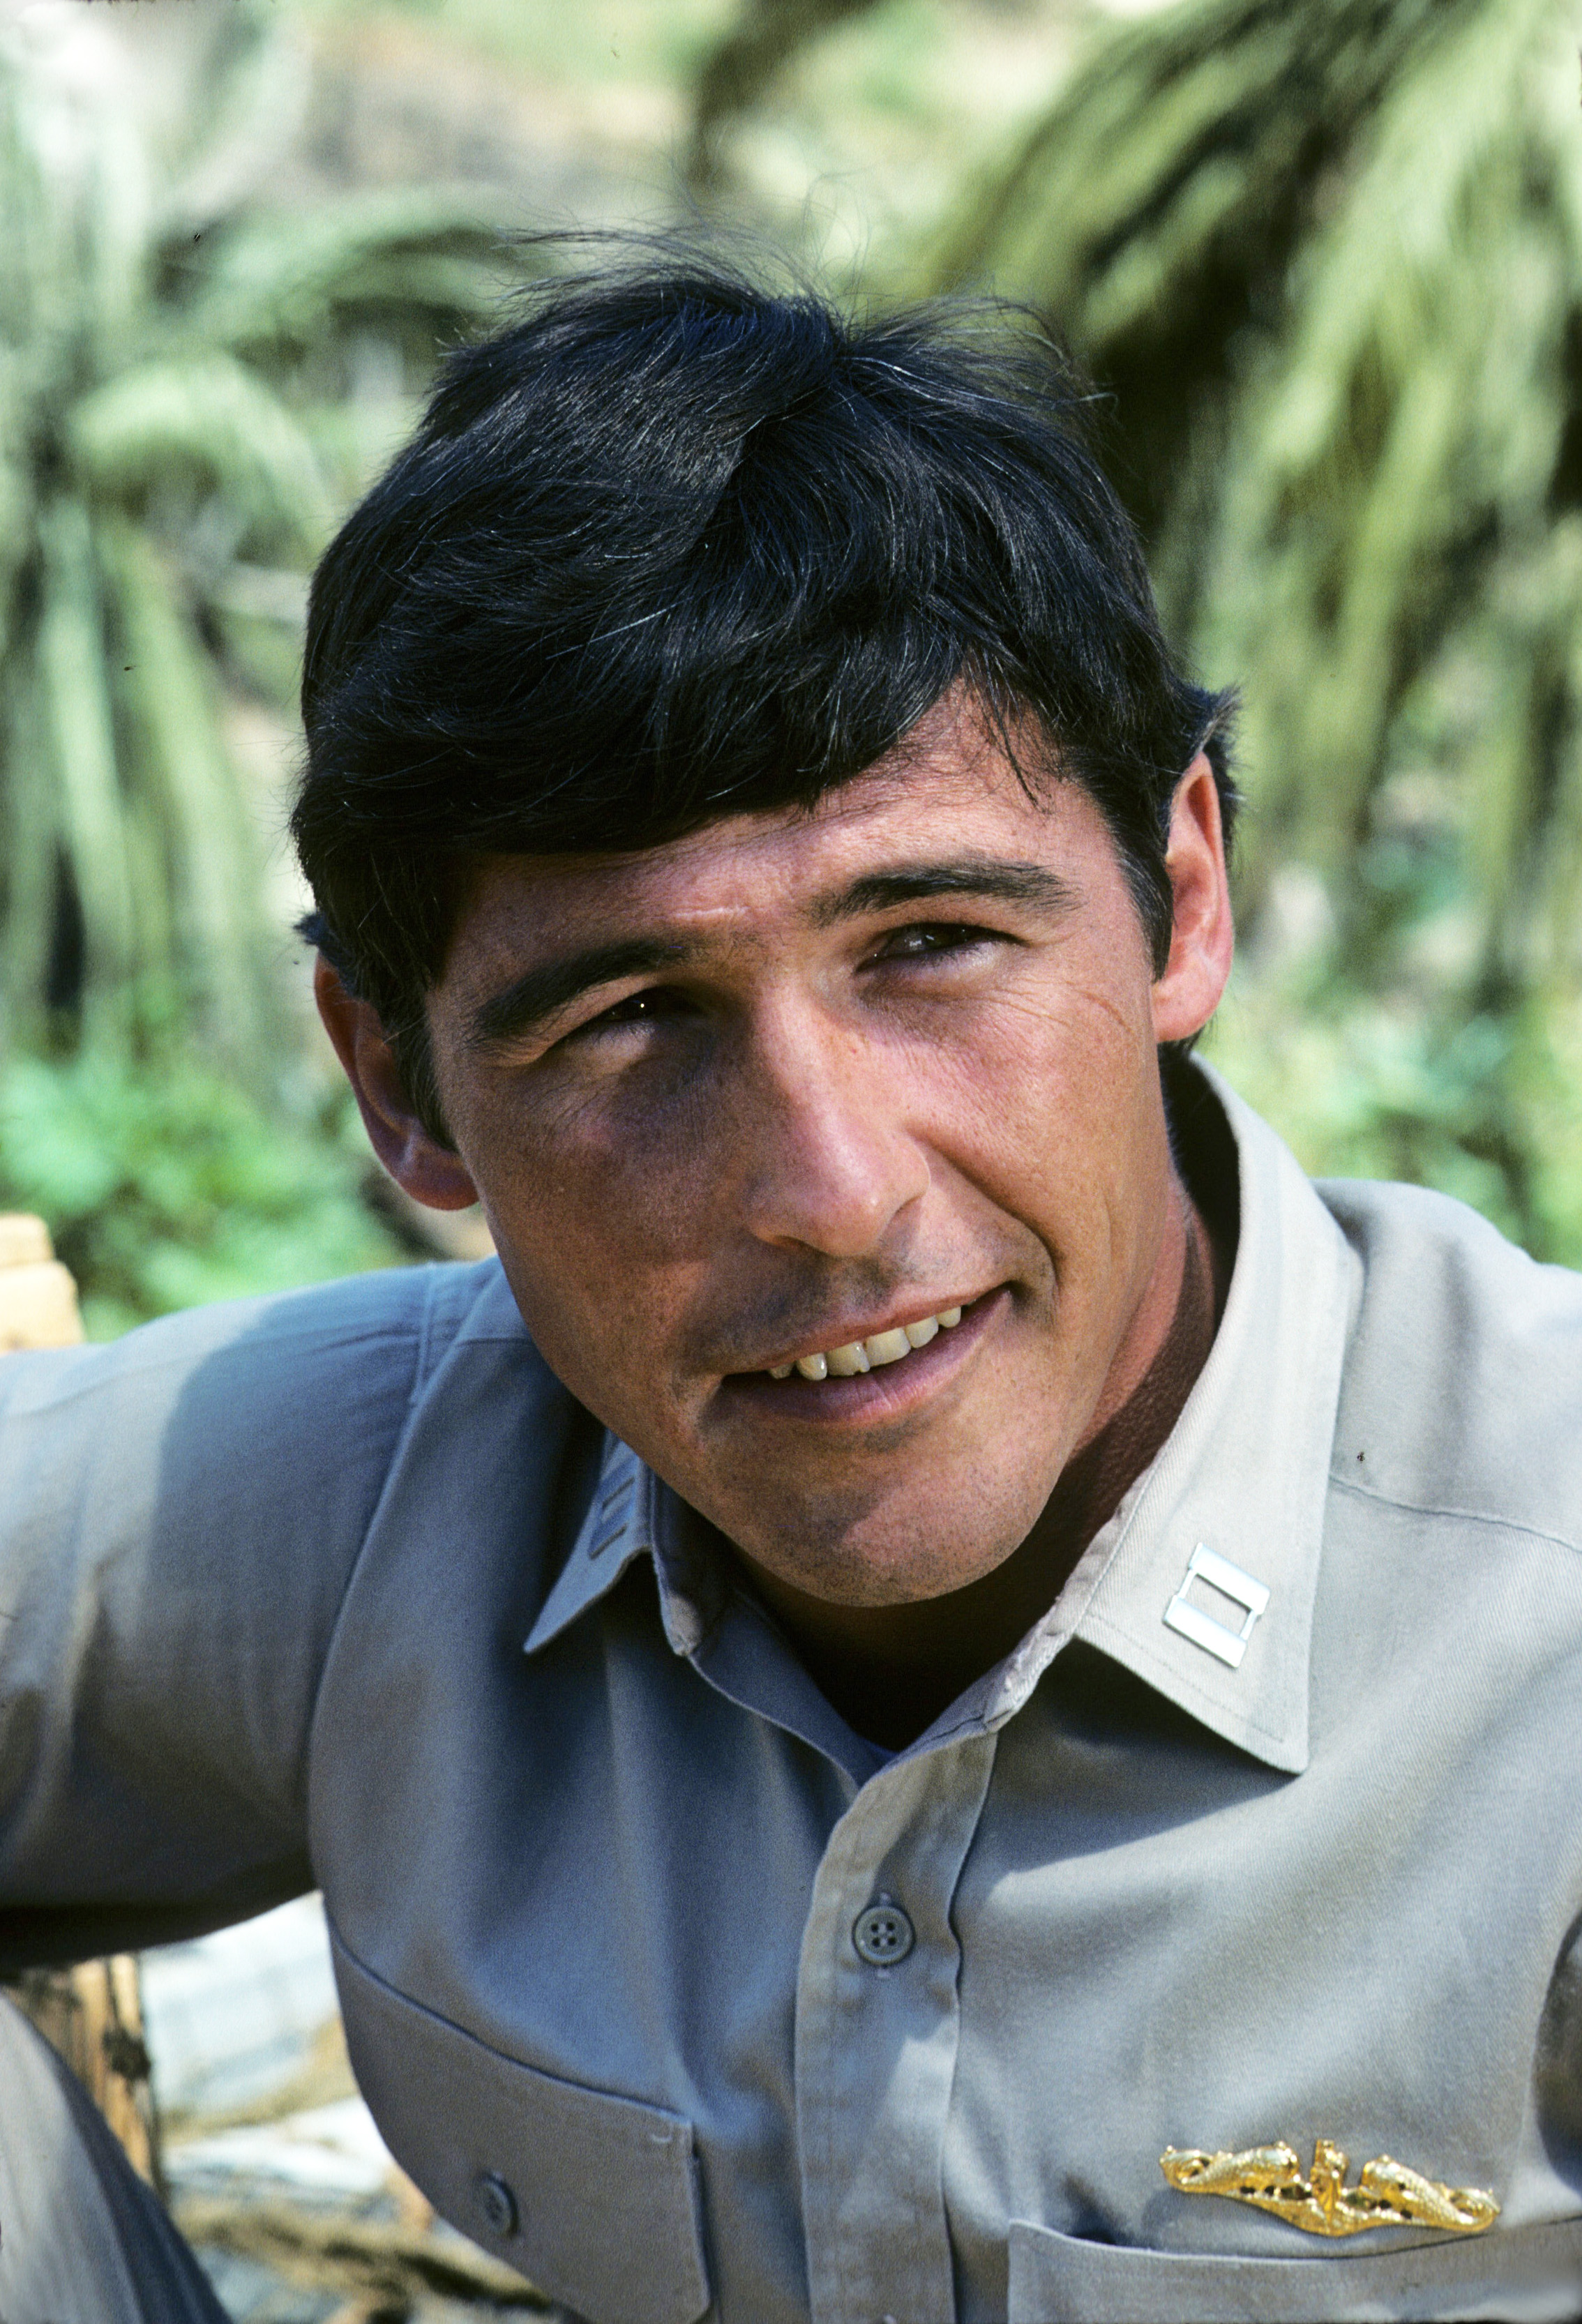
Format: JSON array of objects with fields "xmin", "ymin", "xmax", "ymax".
[
  {"xmin": 873, "ymin": 922, "xmax": 992, "ymax": 962},
  {"xmin": 571, "ymin": 987, "xmax": 688, "ymax": 1041}
]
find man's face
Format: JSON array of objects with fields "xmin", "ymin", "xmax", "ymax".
[{"xmin": 362, "ymin": 708, "xmax": 1230, "ymax": 1606}]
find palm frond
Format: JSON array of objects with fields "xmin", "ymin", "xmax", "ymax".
[
  {"xmin": 0, "ymin": 669, "xmax": 61, "ymax": 1049},
  {"xmin": 929, "ymin": 0, "xmax": 1582, "ymax": 1255},
  {"xmin": 101, "ymin": 517, "xmax": 275, "ymax": 1069},
  {"xmin": 0, "ymin": 440, "xmax": 33, "ymax": 671},
  {"xmin": 70, "ymin": 353, "xmax": 329, "ymax": 557},
  {"xmin": 153, "ymin": 8, "xmax": 311, "ymax": 246},
  {"xmin": 0, "ymin": 5, "xmax": 542, "ymax": 1089},
  {"xmin": 931, "ymin": 0, "xmax": 1473, "ymax": 333},
  {"xmin": 189, "ymin": 191, "xmax": 528, "ymax": 356},
  {"xmin": 36, "ymin": 501, "xmax": 135, "ymax": 1034},
  {"xmin": 1193, "ymin": 0, "xmax": 1573, "ymax": 906}
]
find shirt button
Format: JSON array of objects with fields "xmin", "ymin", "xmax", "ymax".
[
  {"xmin": 852, "ymin": 1899, "xmax": 914, "ymax": 1965},
  {"xmin": 474, "ymin": 2170, "xmax": 519, "ymax": 2237}
]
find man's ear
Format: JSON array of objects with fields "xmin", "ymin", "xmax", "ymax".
[
  {"xmin": 314, "ymin": 957, "xmax": 480, "ymax": 1212},
  {"xmin": 1151, "ymin": 754, "xmax": 1235, "ymax": 1045}
]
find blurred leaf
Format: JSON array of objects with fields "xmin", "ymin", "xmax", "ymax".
[
  {"xmin": 931, "ymin": 0, "xmax": 1582, "ymax": 1259},
  {"xmin": 190, "ymin": 190, "xmax": 526, "ymax": 354},
  {"xmin": 36, "ymin": 499, "xmax": 135, "ymax": 1032},
  {"xmin": 102, "ymin": 516, "xmax": 276, "ymax": 1063},
  {"xmin": 687, "ymin": 0, "xmax": 888, "ymax": 186},
  {"xmin": 0, "ymin": 1050, "xmax": 407, "ymax": 1338},
  {"xmin": 153, "ymin": 10, "xmax": 312, "ymax": 243},
  {"xmin": 0, "ymin": 6, "xmax": 540, "ymax": 1091},
  {"xmin": 70, "ymin": 353, "xmax": 329, "ymax": 555}
]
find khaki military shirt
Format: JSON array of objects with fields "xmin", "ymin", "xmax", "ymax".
[{"xmin": 2, "ymin": 1066, "xmax": 1581, "ymax": 2324}]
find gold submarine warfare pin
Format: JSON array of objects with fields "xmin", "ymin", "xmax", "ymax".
[{"xmin": 1160, "ymin": 2138, "xmax": 1499, "ymax": 2238}]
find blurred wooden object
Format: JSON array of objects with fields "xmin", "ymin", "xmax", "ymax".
[
  {"xmin": 0, "ymin": 1211, "xmax": 84, "ymax": 1348},
  {"xmin": 0, "ymin": 1216, "xmax": 159, "ymax": 2186},
  {"xmin": 9, "ymin": 1961, "xmax": 161, "ymax": 2189}
]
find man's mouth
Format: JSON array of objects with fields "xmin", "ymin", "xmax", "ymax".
[
  {"xmin": 715, "ymin": 1288, "xmax": 1007, "ymax": 1425},
  {"xmin": 763, "ymin": 1302, "xmax": 965, "ymax": 1383}
]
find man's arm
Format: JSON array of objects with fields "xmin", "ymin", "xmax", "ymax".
[
  {"xmin": 1539, "ymin": 1912, "xmax": 1582, "ymax": 2198},
  {"xmin": 0, "ymin": 1264, "xmax": 439, "ymax": 1969}
]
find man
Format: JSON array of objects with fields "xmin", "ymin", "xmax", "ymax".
[{"xmin": 2, "ymin": 259, "xmax": 1581, "ymax": 2324}]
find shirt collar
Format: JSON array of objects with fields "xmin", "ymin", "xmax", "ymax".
[
  {"xmin": 525, "ymin": 1063, "xmax": 1358, "ymax": 1775},
  {"xmin": 525, "ymin": 1428, "xmax": 723, "ymax": 1661},
  {"xmin": 1063, "ymin": 1063, "xmax": 1357, "ymax": 1773}
]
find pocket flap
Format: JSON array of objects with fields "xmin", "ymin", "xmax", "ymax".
[
  {"xmin": 333, "ymin": 1933, "xmax": 711, "ymax": 2324},
  {"xmin": 1008, "ymin": 2217, "xmax": 1582, "ymax": 2323}
]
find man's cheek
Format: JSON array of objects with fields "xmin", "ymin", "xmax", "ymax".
[
  {"xmin": 494, "ymin": 1186, "xmax": 702, "ymax": 1395},
  {"xmin": 495, "ymin": 1249, "xmax": 660, "ymax": 1426}
]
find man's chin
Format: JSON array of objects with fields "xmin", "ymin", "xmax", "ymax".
[{"xmin": 721, "ymin": 1497, "xmax": 1027, "ymax": 1610}]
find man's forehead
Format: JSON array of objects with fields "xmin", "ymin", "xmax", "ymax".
[{"xmin": 446, "ymin": 750, "xmax": 1090, "ymax": 969}]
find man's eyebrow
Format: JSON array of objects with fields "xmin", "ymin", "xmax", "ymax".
[
  {"xmin": 811, "ymin": 857, "xmax": 1081, "ymax": 926},
  {"xmin": 465, "ymin": 859, "xmax": 1079, "ymax": 1048},
  {"xmin": 466, "ymin": 938, "xmax": 692, "ymax": 1048}
]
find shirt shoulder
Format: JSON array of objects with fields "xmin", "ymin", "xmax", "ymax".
[
  {"xmin": 0, "ymin": 1257, "xmax": 539, "ymax": 1952},
  {"xmin": 0, "ymin": 1254, "xmax": 527, "ymax": 1663},
  {"xmin": 1318, "ymin": 1175, "xmax": 1582, "ymax": 1554},
  {"xmin": 1, "ymin": 1252, "xmax": 509, "ymax": 1410}
]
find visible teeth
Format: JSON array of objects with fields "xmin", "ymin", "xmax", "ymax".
[{"xmin": 767, "ymin": 1301, "xmax": 970, "ymax": 1380}]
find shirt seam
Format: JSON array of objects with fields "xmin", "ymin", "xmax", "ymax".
[
  {"xmin": 0, "ymin": 1317, "xmax": 422, "ymax": 1416},
  {"xmin": 1329, "ymin": 1470, "xmax": 1582, "ymax": 1561},
  {"xmin": 409, "ymin": 1266, "xmax": 440, "ymax": 1403},
  {"xmin": 301, "ymin": 1276, "xmax": 441, "ymax": 1836},
  {"xmin": 326, "ymin": 1907, "xmax": 700, "ymax": 2129}
]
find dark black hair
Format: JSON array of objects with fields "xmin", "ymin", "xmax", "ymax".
[{"xmin": 293, "ymin": 250, "xmax": 1235, "ymax": 1136}]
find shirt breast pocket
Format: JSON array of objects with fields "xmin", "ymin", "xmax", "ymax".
[
  {"xmin": 1007, "ymin": 2217, "xmax": 1582, "ymax": 2323},
  {"xmin": 331, "ymin": 1931, "xmax": 711, "ymax": 2324}
]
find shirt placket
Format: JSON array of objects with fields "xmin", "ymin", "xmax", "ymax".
[{"xmin": 796, "ymin": 1730, "xmax": 997, "ymax": 2324}]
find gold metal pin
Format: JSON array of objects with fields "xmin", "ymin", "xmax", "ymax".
[{"xmin": 1160, "ymin": 2138, "xmax": 1498, "ymax": 2238}]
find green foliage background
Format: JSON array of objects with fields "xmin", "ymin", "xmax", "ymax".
[
  {"xmin": 0, "ymin": 0, "xmax": 543, "ymax": 1325},
  {"xmin": 8, "ymin": 0, "xmax": 1582, "ymax": 1330},
  {"xmin": 0, "ymin": 1055, "xmax": 393, "ymax": 1341},
  {"xmin": 926, "ymin": 0, "xmax": 1582, "ymax": 1261}
]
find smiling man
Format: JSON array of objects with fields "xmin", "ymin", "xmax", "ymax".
[
  {"xmin": 3, "ymin": 261, "xmax": 1582, "ymax": 2324},
  {"xmin": 319, "ymin": 697, "xmax": 1233, "ymax": 1752}
]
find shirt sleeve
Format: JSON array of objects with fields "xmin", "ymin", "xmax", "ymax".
[
  {"xmin": 0, "ymin": 1267, "xmax": 436, "ymax": 1970},
  {"xmin": 1537, "ymin": 1909, "xmax": 1582, "ymax": 2197}
]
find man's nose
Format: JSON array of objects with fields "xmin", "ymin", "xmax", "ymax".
[{"xmin": 728, "ymin": 1003, "xmax": 931, "ymax": 1260}]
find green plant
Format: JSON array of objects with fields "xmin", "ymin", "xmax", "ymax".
[
  {"xmin": 0, "ymin": 0, "xmax": 532, "ymax": 1082},
  {"xmin": 930, "ymin": 0, "xmax": 1582, "ymax": 1257},
  {"xmin": 686, "ymin": 0, "xmax": 887, "ymax": 184},
  {"xmin": 0, "ymin": 1050, "xmax": 408, "ymax": 1339}
]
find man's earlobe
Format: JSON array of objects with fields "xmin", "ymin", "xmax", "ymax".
[
  {"xmin": 312, "ymin": 957, "xmax": 480, "ymax": 1213},
  {"xmin": 1151, "ymin": 755, "xmax": 1235, "ymax": 1046}
]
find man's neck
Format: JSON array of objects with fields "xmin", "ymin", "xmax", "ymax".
[{"xmin": 739, "ymin": 1198, "xmax": 1226, "ymax": 1752}]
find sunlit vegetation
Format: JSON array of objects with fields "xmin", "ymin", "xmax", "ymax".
[
  {"xmin": 926, "ymin": 0, "xmax": 1582, "ymax": 1258},
  {"xmin": 8, "ymin": 0, "xmax": 1581, "ymax": 1324},
  {"xmin": 0, "ymin": 0, "xmax": 536, "ymax": 1322},
  {"xmin": 0, "ymin": 1054, "xmax": 398, "ymax": 1341}
]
